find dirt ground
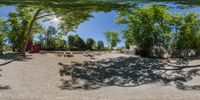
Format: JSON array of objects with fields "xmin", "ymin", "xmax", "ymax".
[{"xmin": 0, "ymin": 52, "xmax": 200, "ymax": 100}]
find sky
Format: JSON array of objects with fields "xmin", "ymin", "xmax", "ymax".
[
  {"xmin": 40, "ymin": 11, "xmax": 126, "ymax": 47},
  {"xmin": 67, "ymin": 11, "xmax": 126, "ymax": 47},
  {"xmin": 0, "ymin": 3, "xmax": 200, "ymax": 47}
]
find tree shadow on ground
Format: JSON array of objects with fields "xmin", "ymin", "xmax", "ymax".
[
  {"xmin": 0, "ymin": 53, "xmax": 32, "ymax": 90},
  {"xmin": 0, "ymin": 85, "xmax": 10, "ymax": 90},
  {"xmin": 0, "ymin": 53, "xmax": 33, "ymax": 66},
  {"xmin": 58, "ymin": 56, "xmax": 200, "ymax": 90}
]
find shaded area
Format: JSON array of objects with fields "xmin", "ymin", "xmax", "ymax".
[
  {"xmin": 176, "ymin": 83, "xmax": 200, "ymax": 90},
  {"xmin": 0, "ymin": 53, "xmax": 33, "ymax": 66},
  {"xmin": 0, "ymin": 53, "xmax": 20, "ymax": 60},
  {"xmin": 0, "ymin": 53, "xmax": 20, "ymax": 67},
  {"xmin": 0, "ymin": 53, "xmax": 33, "ymax": 90},
  {"xmin": 0, "ymin": 60, "xmax": 15, "ymax": 66},
  {"xmin": 175, "ymin": 69, "xmax": 200, "ymax": 90},
  {"xmin": 0, "ymin": 85, "xmax": 10, "ymax": 90},
  {"xmin": 59, "ymin": 56, "xmax": 200, "ymax": 90}
]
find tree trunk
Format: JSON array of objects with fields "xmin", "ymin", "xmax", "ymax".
[
  {"xmin": 20, "ymin": 40, "xmax": 28, "ymax": 57},
  {"xmin": 19, "ymin": 9, "xmax": 43, "ymax": 57},
  {"xmin": 0, "ymin": 44, "xmax": 3, "ymax": 55},
  {"xmin": 0, "ymin": 48, "xmax": 3, "ymax": 55},
  {"xmin": 108, "ymin": 41, "xmax": 110, "ymax": 50}
]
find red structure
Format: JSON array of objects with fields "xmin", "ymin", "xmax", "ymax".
[
  {"xmin": 26, "ymin": 39, "xmax": 41, "ymax": 53},
  {"xmin": 31, "ymin": 44, "xmax": 41, "ymax": 53},
  {"xmin": 26, "ymin": 39, "xmax": 33, "ymax": 51}
]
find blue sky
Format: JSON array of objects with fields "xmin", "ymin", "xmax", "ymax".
[
  {"xmin": 1, "ymin": 4, "xmax": 200, "ymax": 47},
  {"xmin": 67, "ymin": 11, "xmax": 126, "ymax": 47}
]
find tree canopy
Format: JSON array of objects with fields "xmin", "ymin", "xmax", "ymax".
[
  {"xmin": 97, "ymin": 40, "xmax": 104, "ymax": 50},
  {"xmin": 0, "ymin": 0, "xmax": 200, "ymax": 56},
  {"xmin": 104, "ymin": 30, "xmax": 120, "ymax": 49},
  {"xmin": 116, "ymin": 5, "xmax": 200, "ymax": 56},
  {"xmin": 1, "ymin": 0, "xmax": 199, "ymax": 6},
  {"xmin": 0, "ymin": 0, "xmax": 134, "ymax": 56},
  {"xmin": 0, "ymin": 18, "xmax": 8, "ymax": 54},
  {"xmin": 175, "ymin": 13, "xmax": 200, "ymax": 49},
  {"xmin": 116, "ymin": 6, "xmax": 172, "ymax": 50},
  {"xmin": 86, "ymin": 38, "xmax": 96, "ymax": 50},
  {"xmin": 68, "ymin": 34, "xmax": 86, "ymax": 50}
]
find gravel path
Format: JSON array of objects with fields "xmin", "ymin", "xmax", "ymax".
[{"xmin": 0, "ymin": 53, "xmax": 199, "ymax": 100}]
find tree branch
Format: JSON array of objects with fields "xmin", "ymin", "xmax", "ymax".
[
  {"xmin": 26, "ymin": 8, "xmax": 43, "ymax": 37},
  {"xmin": 35, "ymin": 13, "xmax": 54, "ymax": 20}
]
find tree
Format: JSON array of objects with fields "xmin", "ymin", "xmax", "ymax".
[
  {"xmin": 68, "ymin": 35, "xmax": 75, "ymax": 49},
  {"xmin": 116, "ymin": 6, "xmax": 172, "ymax": 55},
  {"xmin": 175, "ymin": 13, "xmax": 200, "ymax": 49},
  {"xmin": 68, "ymin": 34, "xmax": 86, "ymax": 50},
  {"xmin": 39, "ymin": 26, "xmax": 68, "ymax": 50},
  {"xmin": 125, "ymin": 40, "xmax": 130, "ymax": 49},
  {"xmin": 45, "ymin": 26, "xmax": 57, "ymax": 49},
  {"xmin": 86, "ymin": 38, "xmax": 95, "ymax": 50},
  {"xmin": 0, "ymin": 18, "xmax": 8, "ymax": 54},
  {"xmin": 74, "ymin": 34, "xmax": 86, "ymax": 50},
  {"xmin": 3, "ymin": 0, "xmax": 131, "ymax": 56},
  {"xmin": 116, "ymin": 5, "xmax": 200, "ymax": 57},
  {"xmin": 7, "ymin": 7, "xmax": 44, "ymax": 56},
  {"xmin": 38, "ymin": 33, "xmax": 45, "ymax": 49},
  {"xmin": 51, "ymin": 37, "xmax": 67, "ymax": 50},
  {"xmin": 104, "ymin": 30, "xmax": 120, "ymax": 50},
  {"xmin": 170, "ymin": 14, "xmax": 183, "ymax": 48},
  {"xmin": 2, "ymin": 0, "xmax": 199, "ymax": 6},
  {"xmin": 97, "ymin": 40, "xmax": 104, "ymax": 50}
]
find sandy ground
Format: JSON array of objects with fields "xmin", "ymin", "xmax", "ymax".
[{"xmin": 0, "ymin": 52, "xmax": 199, "ymax": 100}]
